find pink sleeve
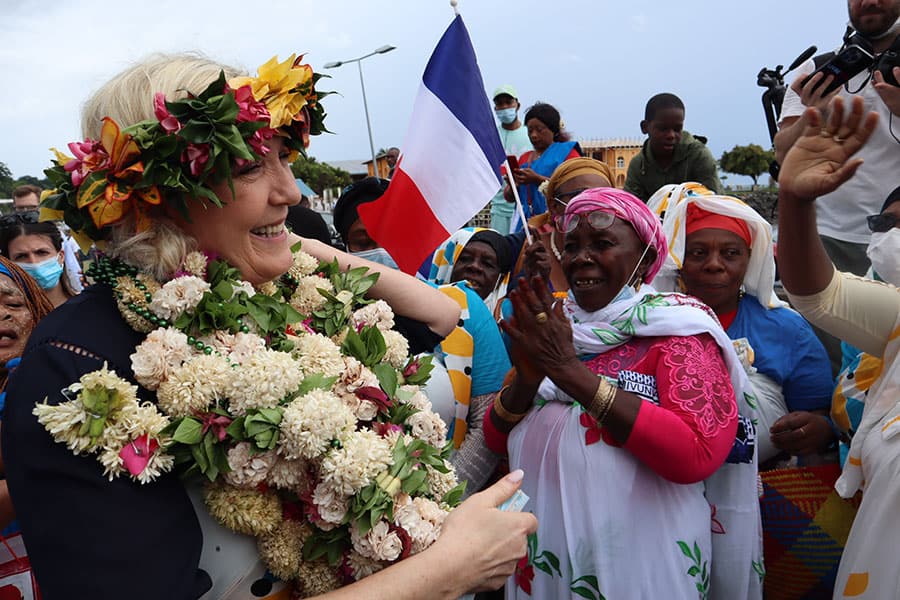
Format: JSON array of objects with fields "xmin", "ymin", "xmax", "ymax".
[
  {"xmin": 482, "ymin": 405, "xmax": 510, "ymax": 456},
  {"xmin": 623, "ymin": 334, "xmax": 738, "ymax": 484}
]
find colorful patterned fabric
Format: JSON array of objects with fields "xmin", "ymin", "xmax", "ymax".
[
  {"xmin": 507, "ymin": 287, "xmax": 763, "ymax": 599},
  {"xmin": 429, "ymin": 227, "xmax": 509, "ymax": 314},
  {"xmin": 760, "ymin": 465, "xmax": 861, "ymax": 600}
]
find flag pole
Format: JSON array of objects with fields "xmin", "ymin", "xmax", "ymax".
[
  {"xmin": 505, "ymin": 159, "xmax": 533, "ymax": 244},
  {"xmin": 450, "ymin": 0, "xmax": 459, "ymax": 16}
]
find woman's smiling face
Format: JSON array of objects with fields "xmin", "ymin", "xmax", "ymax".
[
  {"xmin": 562, "ymin": 216, "xmax": 650, "ymax": 312},
  {"xmin": 177, "ymin": 136, "xmax": 301, "ymax": 285}
]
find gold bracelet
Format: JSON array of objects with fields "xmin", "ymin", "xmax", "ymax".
[
  {"xmin": 492, "ymin": 386, "xmax": 529, "ymax": 424},
  {"xmin": 587, "ymin": 378, "xmax": 617, "ymax": 425}
]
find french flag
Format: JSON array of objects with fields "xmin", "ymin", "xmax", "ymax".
[{"xmin": 358, "ymin": 15, "xmax": 506, "ymax": 274}]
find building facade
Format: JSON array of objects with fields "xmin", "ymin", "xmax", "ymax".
[{"xmin": 577, "ymin": 138, "xmax": 643, "ymax": 188}]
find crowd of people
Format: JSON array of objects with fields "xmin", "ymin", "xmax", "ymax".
[{"xmin": 0, "ymin": 1, "xmax": 899, "ymax": 598}]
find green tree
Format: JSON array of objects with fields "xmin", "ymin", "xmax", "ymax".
[
  {"xmin": 291, "ymin": 156, "xmax": 352, "ymax": 195},
  {"xmin": 719, "ymin": 144, "xmax": 775, "ymax": 188},
  {"xmin": 0, "ymin": 162, "xmax": 14, "ymax": 198},
  {"xmin": 14, "ymin": 174, "xmax": 51, "ymax": 189}
]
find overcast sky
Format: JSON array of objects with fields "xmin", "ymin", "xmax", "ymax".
[{"xmin": 2, "ymin": 0, "xmax": 846, "ymax": 186}]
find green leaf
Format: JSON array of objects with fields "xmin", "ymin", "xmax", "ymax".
[
  {"xmin": 297, "ymin": 374, "xmax": 339, "ymax": 396},
  {"xmin": 533, "ymin": 561, "xmax": 552, "ymax": 576},
  {"xmin": 572, "ymin": 575, "xmax": 599, "ymax": 592},
  {"xmin": 212, "ymin": 279, "xmax": 234, "ymax": 300},
  {"xmin": 226, "ymin": 416, "xmax": 247, "ymax": 440},
  {"xmin": 693, "ymin": 541, "xmax": 702, "ymax": 563},
  {"xmin": 688, "ymin": 566, "xmax": 700, "ymax": 576},
  {"xmin": 172, "ymin": 417, "xmax": 204, "ymax": 445},
  {"xmin": 543, "ymin": 551, "xmax": 561, "ymax": 575},
  {"xmin": 570, "ymin": 586, "xmax": 597, "ymax": 600},
  {"xmin": 373, "ymin": 363, "xmax": 398, "ymax": 398},
  {"xmin": 441, "ymin": 481, "xmax": 466, "ymax": 507},
  {"xmin": 677, "ymin": 541, "xmax": 694, "ymax": 561},
  {"xmin": 400, "ymin": 469, "xmax": 428, "ymax": 494}
]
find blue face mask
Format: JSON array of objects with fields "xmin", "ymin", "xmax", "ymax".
[
  {"xmin": 17, "ymin": 256, "xmax": 64, "ymax": 290},
  {"xmin": 495, "ymin": 108, "xmax": 517, "ymax": 125},
  {"xmin": 352, "ymin": 247, "xmax": 399, "ymax": 270}
]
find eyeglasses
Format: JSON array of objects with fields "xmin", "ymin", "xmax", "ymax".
[
  {"xmin": 0, "ymin": 210, "xmax": 40, "ymax": 228},
  {"xmin": 554, "ymin": 209, "xmax": 616, "ymax": 234},
  {"xmin": 552, "ymin": 187, "xmax": 589, "ymax": 208},
  {"xmin": 868, "ymin": 213, "xmax": 899, "ymax": 233}
]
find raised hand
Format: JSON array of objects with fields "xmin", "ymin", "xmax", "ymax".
[{"xmin": 778, "ymin": 96, "xmax": 879, "ymax": 202}]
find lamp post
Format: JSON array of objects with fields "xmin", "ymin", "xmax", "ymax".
[{"xmin": 324, "ymin": 45, "xmax": 396, "ymax": 177}]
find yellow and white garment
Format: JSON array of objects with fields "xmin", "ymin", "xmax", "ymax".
[
  {"xmin": 788, "ymin": 271, "xmax": 900, "ymax": 598},
  {"xmin": 437, "ymin": 284, "xmax": 475, "ymax": 449}
]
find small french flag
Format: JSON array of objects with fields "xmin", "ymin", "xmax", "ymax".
[{"xmin": 358, "ymin": 15, "xmax": 506, "ymax": 274}]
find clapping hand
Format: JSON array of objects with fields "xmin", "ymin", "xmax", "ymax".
[
  {"xmin": 501, "ymin": 276, "xmax": 575, "ymax": 386},
  {"xmin": 778, "ymin": 96, "xmax": 879, "ymax": 202},
  {"xmin": 521, "ymin": 230, "xmax": 552, "ymax": 281}
]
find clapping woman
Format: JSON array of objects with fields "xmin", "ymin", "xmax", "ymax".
[{"xmin": 484, "ymin": 188, "xmax": 762, "ymax": 599}]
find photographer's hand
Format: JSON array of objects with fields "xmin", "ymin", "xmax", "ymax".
[
  {"xmin": 791, "ymin": 72, "xmax": 840, "ymax": 114},
  {"xmin": 874, "ymin": 67, "xmax": 900, "ymax": 116}
]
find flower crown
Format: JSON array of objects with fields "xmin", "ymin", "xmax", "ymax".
[{"xmin": 42, "ymin": 54, "xmax": 329, "ymax": 249}]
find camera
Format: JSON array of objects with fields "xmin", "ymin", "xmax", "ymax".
[
  {"xmin": 802, "ymin": 34, "xmax": 875, "ymax": 94},
  {"xmin": 874, "ymin": 35, "xmax": 900, "ymax": 86}
]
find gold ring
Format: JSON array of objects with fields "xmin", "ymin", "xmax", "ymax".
[
  {"xmin": 834, "ymin": 135, "xmax": 846, "ymax": 143},
  {"xmin": 819, "ymin": 129, "xmax": 832, "ymax": 138},
  {"xmin": 535, "ymin": 311, "xmax": 549, "ymax": 324}
]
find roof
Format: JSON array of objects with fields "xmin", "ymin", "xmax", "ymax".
[
  {"xmin": 578, "ymin": 137, "xmax": 643, "ymax": 149},
  {"xmin": 322, "ymin": 159, "xmax": 369, "ymax": 176},
  {"xmin": 294, "ymin": 178, "xmax": 315, "ymax": 197}
]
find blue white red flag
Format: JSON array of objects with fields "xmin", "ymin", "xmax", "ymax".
[{"xmin": 358, "ymin": 15, "xmax": 505, "ymax": 274}]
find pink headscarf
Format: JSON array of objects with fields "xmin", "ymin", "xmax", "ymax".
[{"xmin": 563, "ymin": 187, "xmax": 667, "ymax": 283}]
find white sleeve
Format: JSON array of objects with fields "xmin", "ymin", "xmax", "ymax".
[
  {"xmin": 778, "ymin": 59, "xmax": 815, "ymax": 124},
  {"xmin": 62, "ymin": 236, "xmax": 84, "ymax": 293}
]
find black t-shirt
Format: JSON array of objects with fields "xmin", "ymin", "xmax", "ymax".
[{"xmin": 2, "ymin": 285, "xmax": 211, "ymax": 599}]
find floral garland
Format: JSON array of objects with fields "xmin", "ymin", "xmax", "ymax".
[
  {"xmin": 41, "ymin": 54, "xmax": 329, "ymax": 250},
  {"xmin": 34, "ymin": 245, "xmax": 463, "ymax": 596}
]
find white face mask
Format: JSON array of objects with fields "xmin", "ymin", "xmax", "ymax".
[
  {"xmin": 867, "ymin": 228, "xmax": 900, "ymax": 286},
  {"xmin": 351, "ymin": 247, "xmax": 399, "ymax": 270}
]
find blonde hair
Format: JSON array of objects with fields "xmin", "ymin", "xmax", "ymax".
[
  {"xmin": 80, "ymin": 53, "xmax": 244, "ymax": 276},
  {"xmin": 82, "ymin": 53, "xmax": 246, "ymax": 139}
]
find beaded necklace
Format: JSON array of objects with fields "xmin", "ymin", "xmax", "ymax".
[{"xmin": 87, "ymin": 255, "xmax": 252, "ymax": 357}]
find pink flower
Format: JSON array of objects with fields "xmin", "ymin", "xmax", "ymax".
[
  {"xmin": 64, "ymin": 138, "xmax": 109, "ymax": 186},
  {"xmin": 119, "ymin": 434, "xmax": 161, "ymax": 476},
  {"xmin": 231, "ymin": 85, "xmax": 271, "ymax": 124},
  {"xmin": 154, "ymin": 92, "xmax": 182, "ymax": 134},
  {"xmin": 182, "ymin": 143, "xmax": 210, "ymax": 177},
  {"xmin": 246, "ymin": 127, "xmax": 275, "ymax": 158}
]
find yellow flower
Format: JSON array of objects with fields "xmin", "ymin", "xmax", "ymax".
[{"xmin": 230, "ymin": 54, "xmax": 314, "ymax": 129}]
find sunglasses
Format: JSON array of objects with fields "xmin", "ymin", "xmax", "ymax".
[
  {"xmin": 554, "ymin": 209, "xmax": 617, "ymax": 234},
  {"xmin": 867, "ymin": 213, "xmax": 899, "ymax": 233},
  {"xmin": 552, "ymin": 187, "xmax": 589, "ymax": 208},
  {"xmin": 0, "ymin": 210, "xmax": 40, "ymax": 228}
]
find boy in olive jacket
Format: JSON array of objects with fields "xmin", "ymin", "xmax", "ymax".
[{"xmin": 624, "ymin": 93, "xmax": 722, "ymax": 201}]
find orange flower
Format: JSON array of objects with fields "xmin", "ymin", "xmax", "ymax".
[{"xmin": 75, "ymin": 118, "xmax": 162, "ymax": 231}]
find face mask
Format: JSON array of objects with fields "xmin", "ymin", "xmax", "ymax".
[
  {"xmin": 495, "ymin": 108, "xmax": 517, "ymax": 125},
  {"xmin": 352, "ymin": 247, "xmax": 399, "ymax": 270},
  {"xmin": 867, "ymin": 229, "xmax": 900, "ymax": 286},
  {"xmin": 17, "ymin": 256, "xmax": 64, "ymax": 290},
  {"xmin": 609, "ymin": 243, "xmax": 652, "ymax": 304}
]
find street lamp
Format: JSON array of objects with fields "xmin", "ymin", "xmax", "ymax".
[{"xmin": 324, "ymin": 45, "xmax": 396, "ymax": 175}]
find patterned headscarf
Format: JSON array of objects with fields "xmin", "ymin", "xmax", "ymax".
[
  {"xmin": 544, "ymin": 157, "xmax": 614, "ymax": 202},
  {"xmin": 563, "ymin": 187, "xmax": 667, "ymax": 283}
]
